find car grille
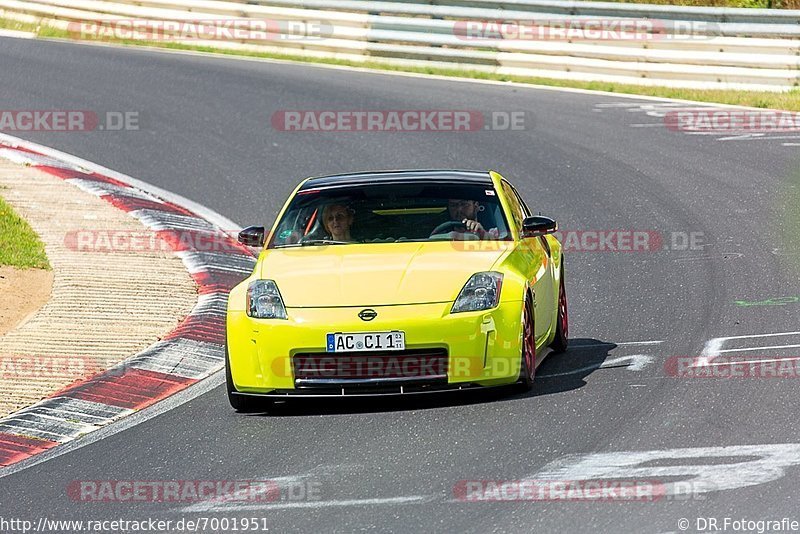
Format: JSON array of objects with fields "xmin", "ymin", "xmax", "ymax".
[{"xmin": 292, "ymin": 348, "xmax": 448, "ymax": 383}]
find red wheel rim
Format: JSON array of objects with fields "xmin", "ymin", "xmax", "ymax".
[
  {"xmin": 559, "ymin": 280, "xmax": 569, "ymax": 339},
  {"xmin": 523, "ymin": 303, "xmax": 535, "ymax": 380}
]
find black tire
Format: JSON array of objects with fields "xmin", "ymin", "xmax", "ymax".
[
  {"xmin": 226, "ymin": 345, "xmax": 269, "ymax": 413},
  {"xmin": 517, "ymin": 296, "xmax": 536, "ymax": 391},
  {"xmin": 550, "ymin": 261, "xmax": 569, "ymax": 354}
]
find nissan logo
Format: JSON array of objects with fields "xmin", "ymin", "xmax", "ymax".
[{"xmin": 358, "ymin": 309, "xmax": 378, "ymax": 321}]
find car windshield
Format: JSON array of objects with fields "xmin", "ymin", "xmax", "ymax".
[{"xmin": 269, "ymin": 181, "xmax": 513, "ymax": 248}]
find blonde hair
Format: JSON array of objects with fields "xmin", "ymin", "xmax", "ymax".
[{"xmin": 321, "ymin": 203, "xmax": 354, "ymax": 234}]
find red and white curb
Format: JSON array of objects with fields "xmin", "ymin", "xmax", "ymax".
[{"xmin": 0, "ymin": 137, "xmax": 254, "ymax": 468}]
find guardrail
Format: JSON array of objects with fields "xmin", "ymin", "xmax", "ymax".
[
  {"xmin": 236, "ymin": 0, "xmax": 800, "ymax": 24},
  {"xmin": 0, "ymin": 0, "xmax": 798, "ymax": 90}
]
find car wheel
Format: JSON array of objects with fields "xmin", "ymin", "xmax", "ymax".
[
  {"xmin": 517, "ymin": 296, "xmax": 536, "ymax": 391},
  {"xmin": 225, "ymin": 345, "xmax": 269, "ymax": 413},
  {"xmin": 550, "ymin": 262, "xmax": 569, "ymax": 354}
]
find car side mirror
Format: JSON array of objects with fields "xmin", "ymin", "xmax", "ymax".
[
  {"xmin": 521, "ymin": 216, "xmax": 557, "ymax": 238},
  {"xmin": 238, "ymin": 226, "xmax": 265, "ymax": 247}
]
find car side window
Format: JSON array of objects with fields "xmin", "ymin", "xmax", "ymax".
[
  {"xmin": 511, "ymin": 186, "xmax": 532, "ymax": 217},
  {"xmin": 500, "ymin": 180, "xmax": 525, "ymax": 230},
  {"xmin": 503, "ymin": 180, "xmax": 552, "ymax": 254}
]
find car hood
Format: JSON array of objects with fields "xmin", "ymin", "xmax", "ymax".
[{"xmin": 259, "ymin": 241, "xmax": 513, "ymax": 307}]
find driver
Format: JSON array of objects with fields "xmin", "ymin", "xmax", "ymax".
[
  {"xmin": 321, "ymin": 203, "xmax": 355, "ymax": 242},
  {"xmin": 431, "ymin": 199, "xmax": 498, "ymax": 238},
  {"xmin": 447, "ymin": 199, "xmax": 485, "ymax": 233}
]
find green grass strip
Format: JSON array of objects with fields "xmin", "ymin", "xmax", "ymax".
[{"xmin": 0, "ymin": 191, "xmax": 50, "ymax": 270}]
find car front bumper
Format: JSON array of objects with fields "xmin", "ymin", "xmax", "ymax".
[{"xmin": 227, "ymin": 300, "xmax": 527, "ymax": 394}]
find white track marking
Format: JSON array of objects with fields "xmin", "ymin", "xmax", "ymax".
[
  {"xmin": 597, "ymin": 102, "xmax": 799, "ymax": 148},
  {"xmin": 179, "ymin": 463, "xmax": 435, "ymax": 512},
  {"xmin": 720, "ymin": 134, "xmax": 800, "ymax": 142},
  {"xmin": 717, "ymin": 133, "xmax": 766, "ymax": 141},
  {"xmin": 691, "ymin": 336, "xmax": 723, "ymax": 368},
  {"xmin": 181, "ymin": 473, "xmax": 319, "ymax": 513},
  {"xmin": 685, "ymin": 131, "xmax": 727, "ymax": 136},
  {"xmin": 614, "ymin": 355, "xmax": 655, "ymax": 371},
  {"xmin": 703, "ymin": 357, "xmax": 800, "ymax": 366},
  {"xmin": 539, "ymin": 355, "xmax": 655, "ymax": 378},
  {"xmin": 717, "ymin": 331, "xmax": 800, "ymax": 340},
  {"xmin": 701, "ymin": 338, "xmax": 725, "ymax": 358},
  {"xmin": 532, "ymin": 444, "xmax": 800, "ymax": 497},
  {"xmin": 183, "ymin": 495, "xmax": 433, "ymax": 513},
  {"xmin": 544, "ymin": 340, "xmax": 662, "ymax": 377},
  {"xmin": 0, "ymin": 147, "xmax": 84, "ymax": 170},
  {"xmin": 718, "ymin": 344, "xmax": 800, "ymax": 354},
  {"xmin": 694, "ymin": 332, "xmax": 800, "ymax": 367},
  {"xmin": 595, "ymin": 102, "xmax": 686, "ymax": 110}
]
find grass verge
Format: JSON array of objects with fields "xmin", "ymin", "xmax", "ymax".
[
  {"xmin": 0, "ymin": 192, "xmax": 50, "ymax": 270},
  {"xmin": 3, "ymin": 17, "xmax": 800, "ymax": 111},
  {"xmin": 0, "ymin": 17, "xmax": 39, "ymax": 32}
]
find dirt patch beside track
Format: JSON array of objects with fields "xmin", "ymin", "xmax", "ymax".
[{"xmin": 0, "ymin": 266, "xmax": 53, "ymax": 336}]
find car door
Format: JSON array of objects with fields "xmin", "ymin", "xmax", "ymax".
[{"xmin": 500, "ymin": 180, "xmax": 556, "ymax": 344}]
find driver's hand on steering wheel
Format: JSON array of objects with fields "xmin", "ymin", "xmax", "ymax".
[{"xmin": 462, "ymin": 218, "xmax": 484, "ymax": 233}]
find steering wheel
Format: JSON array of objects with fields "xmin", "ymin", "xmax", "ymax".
[{"xmin": 430, "ymin": 220, "xmax": 476, "ymax": 236}]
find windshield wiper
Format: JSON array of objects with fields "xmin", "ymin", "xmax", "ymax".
[{"xmin": 274, "ymin": 239, "xmax": 351, "ymax": 248}]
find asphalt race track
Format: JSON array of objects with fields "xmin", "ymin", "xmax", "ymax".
[{"xmin": 2, "ymin": 37, "xmax": 800, "ymax": 533}]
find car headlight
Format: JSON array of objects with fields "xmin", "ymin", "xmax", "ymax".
[
  {"xmin": 246, "ymin": 279, "xmax": 288, "ymax": 319},
  {"xmin": 451, "ymin": 272, "xmax": 503, "ymax": 313}
]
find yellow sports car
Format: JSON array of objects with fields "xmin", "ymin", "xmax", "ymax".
[{"xmin": 226, "ymin": 170, "xmax": 567, "ymax": 411}]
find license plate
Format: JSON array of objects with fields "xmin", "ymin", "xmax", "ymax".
[{"xmin": 326, "ymin": 331, "xmax": 405, "ymax": 353}]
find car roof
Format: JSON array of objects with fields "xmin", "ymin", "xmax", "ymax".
[{"xmin": 300, "ymin": 170, "xmax": 493, "ymax": 190}]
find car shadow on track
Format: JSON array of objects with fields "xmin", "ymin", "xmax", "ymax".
[
  {"xmin": 530, "ymin": 338, "xmax": 618, "ymax": 396},
  {"xmin": 237, "ymin": 338, "xmax": 615, "ymax": 417}
]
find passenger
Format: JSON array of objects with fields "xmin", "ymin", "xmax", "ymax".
[{"xmin": 321, "ymin": 203, "xmax": 355, "ymax": 242}]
